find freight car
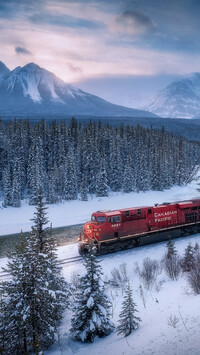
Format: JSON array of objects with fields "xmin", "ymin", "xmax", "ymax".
[{"xmin": 78, "ymin": 199, "xmax": 200, "ymax": 255}]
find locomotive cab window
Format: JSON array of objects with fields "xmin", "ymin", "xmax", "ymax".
[
  {"xmin": 96, "ymin": 216, "xmax": 107, "ymax": 222},
  {"xmin": 148, "ymin": 209, "xmax": 152, "ymax": 214},
  {"xmin": 109, "ymin": 216, "xmax": 121, "ymax": 223},
  {"xmin": 125, "ymin": 211, "xmax": 130, "ymax": 216},
  {"xmin": 91, "ymin": 215, "xmax": 96, "ymax": 221},
  {"xmin": 137, "ymin": 209, "xmax": 142, "ymax": 215}
]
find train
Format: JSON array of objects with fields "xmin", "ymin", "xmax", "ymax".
[{"xmin": 78, "ymin": 199, "xmax": 200, "ymax": 255}]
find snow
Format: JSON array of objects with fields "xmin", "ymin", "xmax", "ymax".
[
  {"xmin": 87, "ymin": 296, "xmax": 94, "ymax": 308},
  {"xmin": 143, "ymin": 73, "xmax": 200, "ymax": 118},
  {"xmin": 1, "ymin": 177, "xmax": 200, "ymax": 354},
  {"xmin": 2, "ymin": 232, "xmax": 200, "ymax": 354},
  {"xmin": 46, "ymin": 233, "xmax": 200, "ymax": 355},
  {"xmin": 0, "ymin": 178, "xmax": 199, "ymax": 236}
]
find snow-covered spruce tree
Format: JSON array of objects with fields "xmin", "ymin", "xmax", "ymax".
[
  {"xmin": 123, "ymin": 155, "xmax": 133, "ymax": 193},
  {"xmin": 0, "ymin": 194, "xmax": 68, "ymax": 354},
  {"xmin": 31, "ymin": 189, "xmax": 49, "ymax": 252},
  {"xmin": 80, "ymin": 175, "xmax": 88, "ymax": 201},
  {"xmin": 96, "ymin": 154, "xmax": 108, "ymax": 197},
  {"xmin": 63, "ymin": 146, "xmax": 78, "ymax": 200},
  {"xmin": 166, "ymin": 239, "xmax": 177, "ymax": 258},
  {"xmin": 2, "ymin": 163, "xmax": 12, "ymax": 207},
  {"xmin": 117, "ymin": 282, "xmax": 141, "ymax": 337},
  {"xmin": 194, "ymin": 242, "xmax": 200, "ymax": 253},
  {"xmin": 70, "ymin": 246, "xmax": 114, "ymax": 342},
  {"xmin": 0, "ymin": 291, "xmax": 6, "ymax": 354},
  {"xmin": 181, "ymin": 243, "xmax": 195, "ymax": 272}
]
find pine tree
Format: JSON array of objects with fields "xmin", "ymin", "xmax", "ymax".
[
  {"xmin": 2, "ymin": 164, "xmax": 12, "ymax": 207},
  {"xmin": 166, "ymin": 239, "xmax": 177, "ymax": 258},
  {"xmin": 11, "ymin": 157, "xmax": 21, "ymax": 207},
  {"xmin": 117, "ymin": 282, "xmax": 141, "ymax": 337},
  {"xmin": 63, "ymin": 147, "xmax": 78, "ymax": 200},
  {"xmin": 181, "ymin": 243, "xmax": 195, "ymax": 272},
  {"xmin": 0, "ymin": 196, "xmax": 68, "ymax": 354},
  {"xmin": 0, "ymin": 291, "xmax": 6, "ymax": 354},
  {"xmin": 80, "ymin": 175, "xmax": 88, "ymax": 201},
  {"xmin": 70, "ymin": 246, "xmax": 114, "ymax": 342},
  {"xmin": 96, "ymin": 155, "xmax": 108, "ymax": 197},
  {"xmin": 123, "ymin": 155, "xmax": 133, "ymax": 193},
  {"xmin": 194, "ymin": 242, "xmax": 199, "ymax": 253},
  {"xmin": 31, "ymin": 189, "xmax": 49, "ymax": 252}
]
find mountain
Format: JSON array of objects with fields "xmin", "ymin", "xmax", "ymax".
[
  {"xmin": 0, "ymin": 61, "xmax": 10, "ymax": 79},
  {"xmin": 143, "ymin": 73, "xmax": 200, "ymax": 118},
  {"xmin": 0, "ymin": 62, "xmax": 156, "ymax": 118}
]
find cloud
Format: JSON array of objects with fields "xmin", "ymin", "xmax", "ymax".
[
  {"xmin": 67, "ymin": 62, "xmax": 83, "ymax": 74},
  {"xmin": 114, "ymin": 10, "xmax": 156, "ymax": 35},
  {"xmin": 15, "ymin": 46, "xmax": 32, "ymax": 55},
  {"xmin": 29, "ymin": 12, "xmax": 104, "ymax": 30}
]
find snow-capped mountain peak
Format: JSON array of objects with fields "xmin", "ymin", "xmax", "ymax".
[
  {"xmin": 0, "ymin": 61, "xmax": 157, "ymax": 118},
  {"xmin": 4, "ymin": 63, "xmax": 67, "ymax": 103},
  {"xmin": 143, "ymin": 73, "xmax": 200, "ymax": 118}
]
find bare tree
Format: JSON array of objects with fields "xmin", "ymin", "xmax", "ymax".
[
  {"xmin": 135, "ymin": 257, "xmax": 161, "ymax": 290},
  {"xmin": 109, "ymin": 263, "xmax": 128, "ymax": 293},
  {"xmin": 162, "ymin": 254, "xmax": 181, "ymax": 280}
]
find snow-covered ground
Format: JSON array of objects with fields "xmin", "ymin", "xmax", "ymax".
[
  {"xmin": 1, "ymin": 177, "xmax": 200, "ymax": 354},
  {"xmin": 1, "ymin": 233, "xmax": 200, "ymax": 354},
  {"xmin": 0, "ymin": 177, "xmax": 200, "ymax": 236},
  {"xmin": 46, "ymin": 235, "xmax": 200, "ymax": 355}
]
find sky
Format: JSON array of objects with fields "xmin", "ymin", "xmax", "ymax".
[{"xmin": 1, "ymin": 0, "xmax": 200, "ymax": 107}]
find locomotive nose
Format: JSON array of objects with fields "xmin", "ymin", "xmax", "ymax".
[{"xmin": 83, "ymin": 222, "xmax": 94, "ymax": 241}]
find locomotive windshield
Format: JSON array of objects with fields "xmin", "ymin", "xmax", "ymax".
[{"xmin": 91, "ymin": 215, "xmax": 106, "ymax": 222}]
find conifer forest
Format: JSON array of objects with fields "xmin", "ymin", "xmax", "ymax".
[{"xmin": 0, "ymin": 118, "xmax": 200, "ymax": 207}]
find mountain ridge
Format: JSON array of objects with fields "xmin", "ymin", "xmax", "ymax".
[
  {"xmin": 143, "ymin": 73, "xmax": 200, "ymax": 118},
  {"xmin": 0, "ymin": 61, "xmax": 157, "ymax": 118},
  {"xmin": 0, "ymin": 61, "xmax": 10, "ymax": 79}
]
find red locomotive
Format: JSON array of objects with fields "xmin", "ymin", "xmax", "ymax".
[{"xmin": 78, "ymin": 199, "xmax": 200, "ymax": 254}]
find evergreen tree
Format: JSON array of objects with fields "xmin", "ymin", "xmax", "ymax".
[
  {"xmin": 2, "ymin": 164, "xmax": 12, "ymax": 207},
  {"xmin": 166, "ymin": 239, "xmax": 177, "ymax": 258},
  {"xmin": 0, "ymin": 118, "xmax": 200, "ymax": 205},
  {"xmin": 194, "ymin": 242, "xmax": 199, "ymax": 253},
  {"xmin": 80, "ymin": 175, "xmax": 88, "ymax": 201},
  {"xmin": 11, "ymin": 157, "xmax": 21, "ymax": 207},
  {"xmin": 96, "ymin": 155, "xmax": 108, "ymax": 197},
  {"xmin": 181, "ymin": 243, "xmax": 195, "ymax": 272},
  {"xmin": 31, "ymin": 189, "xmax": 49, "ymax": 252},
  {"xmin": 63, "ymin": 147, "xmax": 78, "ymax": 200},
  {"xmin": 123, "ymin": 155, "xmax": 133, "ymax": 193},
  {"xmin": 70, "ymin": 246, "xmax": 114, "ymax": 342},
  {"xmin": 117, "ymin": 282, "xmax": 141, "ymax": 337},
  {"xmin": 0, "ymin": 196, "xmax": 68, "ymax": 354},
  {"xmin": 0, "ymin": 292, "xmax": 6, "ymax": 354}
]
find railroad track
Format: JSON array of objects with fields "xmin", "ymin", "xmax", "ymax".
[
  {"xmin": 0, "ymin": 255, "xmax": 83, "ymax": 280},
  {"xmin": 59, "ymin": 255, "xmax": 83, "ymax": 265}
]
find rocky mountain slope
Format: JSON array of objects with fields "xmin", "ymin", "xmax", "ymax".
[
  {"xmin": 143, "ymin": 73, "xmax": 200, "ymax": 118},
  {"xmin": 0, "ymin": 62, "xmax": 156, "ymax": 118}
]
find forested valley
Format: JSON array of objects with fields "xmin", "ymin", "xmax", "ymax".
[{"xmin": 0, "ymin": 118, "xmax": 199, "ymax": 207}]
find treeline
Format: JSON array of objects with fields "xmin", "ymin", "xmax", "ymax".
[{"xmin": 0, "ymin": 118, "xmax": 199, "ymax": 207}]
